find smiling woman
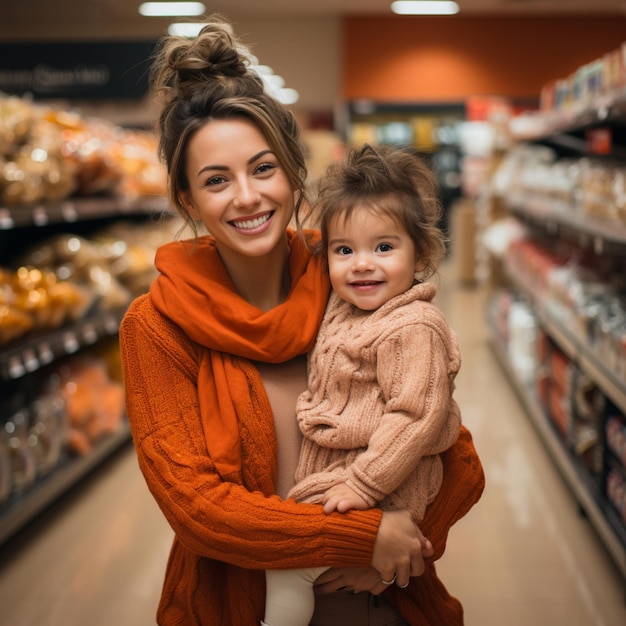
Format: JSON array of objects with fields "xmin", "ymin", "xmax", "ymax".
[{"xmin": 179, "ymin": 118, "xmax": 296, "ymax": 297}]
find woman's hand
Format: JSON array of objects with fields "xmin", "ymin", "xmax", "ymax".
[
  {"xmin": 372, "ymin": 510, "xmax": 433, "ymax": 588},
  {"xmin": 313, "ymin": 567, "xmax": 391, "ymax": 596}
]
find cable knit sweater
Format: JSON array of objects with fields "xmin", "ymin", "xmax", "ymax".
[
  {"xmin": 120, "ymin": 233, "xmax": 485, "ymax": 626},
  {"xmin": 290, "ymin": 283, "xmax": 461, "ymax": 524}
]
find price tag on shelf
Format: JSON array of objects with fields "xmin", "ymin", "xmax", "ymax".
[
  {"xmin": 22, "ymin": 348, "xmax": 39, "ymax": 373},
  {"xmin": 585, "ymin": 127, "xmax": 612, "ymax": 155},
  {"xmin": 32, "ymin": 205, "xmax": 49, "ymax": 226},
  {"xmin": 593, "ymin": 236, "xmax": 604, "ymax": 255},
  {"xmin": 38, "ymin": 342, "xmax": 54, "ymax": 365},
  {"xmin": 61, "ymin": 202, "xmax": 78, "ymax": 223},
  {"xmin": 62, "ymin": 331, "xmax": 80, "ymax": 354},
  {"xmin": 7, "ymin": 355, "xmax": 25, "ymax": 379},
  {"xmin": 0, "ymin": 208, "xmax": 15, "ymax": 230},
  {"xmin": 82, "ymin": 324, "xmax": 98, "ymax": 345},
  {"xmin": 104, "ymin": 315, "xmax": 119, "ymax": 334}
]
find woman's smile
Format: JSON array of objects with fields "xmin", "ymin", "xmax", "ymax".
[{"xmin": 229, "ymin": 210, "xmax": 275, "ymax": 232}]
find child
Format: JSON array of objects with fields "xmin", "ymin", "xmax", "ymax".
[{"xmin": 263, "ymin": 144, "xmax": 463, "ymax": 626}]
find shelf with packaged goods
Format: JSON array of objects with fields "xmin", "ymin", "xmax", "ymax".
[
  {"xmin": 0, "ymin": 195, "xmax": 171, "ymax": 231},
  {"xmin": 0, "ymin": 306, "xmax": 126, "ymax": 381},
  {"xmin": 0, "ymin": 196, "xmax": 171, "ymax": 546},
  {"xmin": 487, "ymin": 326, "xmax": 626, "ymax": 580},
  {"xmin": 0, "ymin": 305, "xmax": 132, "ymax": 546},
  {"xmin": 506, "ymin": 198, "xmax": 626, "ymax": 257},
  {"xmin": 0, "ymin": 421, "xmax": 131, "ymax": 547},
  {"xmin": 503, "ymin": 266, "xmax": 626, "ymax": 418},
  {"xmin": 512, "ymin": 91, "xmax": 626, "ymax": 154}
]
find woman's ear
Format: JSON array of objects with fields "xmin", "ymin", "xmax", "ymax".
[{"xmin": 181, "ymin": 192, "xmax": 200, "ymax": 220}]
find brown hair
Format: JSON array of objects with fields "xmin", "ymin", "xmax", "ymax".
[
  {"xmin": 150, "ymin": 15, "xmax": 307, "ymax": 236},
  {"xmin": 298, "ymin": 144, "xmax": 446, "ymax": 281}
]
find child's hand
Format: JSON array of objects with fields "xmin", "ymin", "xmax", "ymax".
[{"xmin": 322, "ymin": 482, "xmax": 369, "ymax": 514}]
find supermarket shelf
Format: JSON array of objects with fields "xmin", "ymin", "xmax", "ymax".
[
  {"xmin": 0, "ymin": 307, "xmax": 126, "ymax": 381},
  {"xmin": 0, "ymin": 195, "xmax": 170, "ymax": 230},
  {"xmin": 0, "ymin": 422, "xmax": 131, "ymax": 547},
  {"xmin": 508, "ymin": 199, "xmax": 626, "ymax": 256},
  {"xmin": 488, "ymin": 331, "xmax": 626, "ymax": 581},
  {"xmin": 505, "ymin": 269, "xmax": 626, "ymax": 418},
  {"xmin": 512, "ymin": 90, "xmax": 626, "ymax": 145}
]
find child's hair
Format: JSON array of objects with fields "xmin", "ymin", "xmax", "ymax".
[
  {"xmin": 298, "ymin": 143, "xmax": 446, "ymax": 281},
  {"xmin": 150, "ymin": 15, "xmax": 308, "ymax": 235}
]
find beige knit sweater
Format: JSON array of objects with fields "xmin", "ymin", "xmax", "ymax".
[{"xmin": 289, "ymin": 282, "xmax": 462, "ymax": 523}]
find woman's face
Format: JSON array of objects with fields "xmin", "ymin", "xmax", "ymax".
[{"xmin": 182, "ymin": 117, "xmax": 295, "ymax": 262}]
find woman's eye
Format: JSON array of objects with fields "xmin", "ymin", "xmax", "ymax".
[
  {"xmin": 256, "ymin": 162, "xmax": 277, "ymax": 175},
  {"xmin": 377, "ymin": 243, "xmax": 393, "ymax": 252},
  {"xmin": 204, "ymin": 175, "xmax": 227, "ymax": 187}
]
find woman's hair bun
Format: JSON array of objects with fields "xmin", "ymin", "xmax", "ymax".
[{"xmin": 152, "ymin": 16, "xmax": 256, "ymax": 98}]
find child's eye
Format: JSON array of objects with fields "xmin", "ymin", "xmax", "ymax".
[
  {"xmin": 377, "ymin": 243, "xmax": 393, "ymax": 252},
  {"xmin": 335, "ymin": 245, "xmax": 353, "ymax": 255}
]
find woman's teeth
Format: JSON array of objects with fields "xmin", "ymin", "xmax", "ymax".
[{"xmin": 232, "ymin": 213, "xmax": 271, "ymax": 229}]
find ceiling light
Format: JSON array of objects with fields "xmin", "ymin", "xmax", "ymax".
[
  {"xmin": 391, "ymin": 1, "xmax": 460, "ymax": 15},
  {"xmin": 139, "ymin": 2, "xmax": 206, "ymax": 17},
  {"xmin": 278, "ymin": 88, "xmax": 299, "ymax": 105},
  {"xmin": 167, "ymin": 22, "xmax": 207, "ymax": 37}
]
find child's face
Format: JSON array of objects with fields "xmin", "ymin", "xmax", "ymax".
[{"xmin": 326, "ymin": 207, "xmax": 418, "ymax": 311}]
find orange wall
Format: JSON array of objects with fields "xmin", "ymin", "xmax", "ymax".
[{"xmin": 342, "ymin": 16, "xmax": 626, "ymax": 102}]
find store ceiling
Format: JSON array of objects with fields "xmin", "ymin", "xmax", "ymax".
[{"xmin": 3, "ymin": 0, "xmax": 626, "ymax": 41}]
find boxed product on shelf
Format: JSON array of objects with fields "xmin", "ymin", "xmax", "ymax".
[
  {"xmin": 535, "ymin": 333, "xmax": 604, "ymax": 479},
  {"xmin": 506, "ymin": 299, "xmax": 538, "ymax": 386},
  {"xmin": 607, "ymin": 411, "xmax": 626, "ymax": 468},
  {"xmin": 0, "ymin": 339, "xmax": 126, "ymax": 508},
  {"xmin": 503, "ymin": 234, "xmax": 626, "ymax": 386},
  {"xmin": 606, "ymin": 462, "xmax": 626, "ymax": 525},
  {"xmin": 48, "ymin": 351, "xmax": 124, "ymax": 456},
  {"xmin": 540, "ymin": 341, "xmax": 574, "ymax": 440},
  {"xmin": 539, "ymin": 41, "xmax": 626, "ymax": 115},
  {"xmin": 569, "ymin": 368, "xmax": 605, "ymax": 479}
]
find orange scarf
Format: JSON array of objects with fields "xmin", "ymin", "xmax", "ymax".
[{"xmin": 149, "ymin": 229, "xmax": 330, "ymax": 482}]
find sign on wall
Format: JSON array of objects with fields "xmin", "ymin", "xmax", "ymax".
[{"xmin": 0, "ymin": 41, "xmax": 157, "ymax": 100}]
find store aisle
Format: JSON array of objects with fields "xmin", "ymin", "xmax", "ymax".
[{"xmin": 0, "ymin": 270, "xmax": 625, "ymax": 626}]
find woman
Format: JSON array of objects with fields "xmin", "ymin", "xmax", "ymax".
[{"xmin": 119, "ymin": 15, "xmax": 484, "ymax": 626}]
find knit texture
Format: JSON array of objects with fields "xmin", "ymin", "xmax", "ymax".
[
  {"xmin": 290, "ymin": 283, "xmax": 461, "ymax": 524},
  {"xmin": 149, "ymin": 230, "xmax": 329, "ymax": 481},
  {"xmin": 119, "ymin": 231, "xmax": 485, "ymax": 625}
]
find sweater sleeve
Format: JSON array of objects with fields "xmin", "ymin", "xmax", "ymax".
[
  {"xmin": 421, "ymin": 424, "xmax": 485, "ymax": 561},
  {"xmin": 119, "ymin": 295, "xmax": 382, "ymax": 571},
  {"xmin": 338, "ymin": 321, "xmax": 461, "ymax": 505}
]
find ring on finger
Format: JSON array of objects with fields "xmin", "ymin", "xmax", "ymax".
[{"xmin": 380, "ymin": 573, "xmax": 397, "ymax": 585}]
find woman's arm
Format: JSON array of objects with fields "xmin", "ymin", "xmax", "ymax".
[{"xmin": 420, "ymin": 424, "xmax": 485, "ymax": 560}]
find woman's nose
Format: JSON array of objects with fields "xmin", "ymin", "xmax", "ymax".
[{"xmin": 233, "ymin": 179, "xmax": 260, "ymax": 208}]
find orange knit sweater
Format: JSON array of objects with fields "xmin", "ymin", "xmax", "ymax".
[{"xmin": 119, "ymin": 231, "xmax": 485, "ymax": 625}]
